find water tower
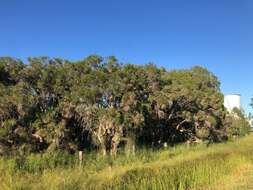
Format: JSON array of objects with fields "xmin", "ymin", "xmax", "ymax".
[{"xmin": 224, "ymin": 94, "xmax": 241, "ymax": 112}]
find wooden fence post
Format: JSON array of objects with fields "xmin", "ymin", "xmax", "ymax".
[{"xmin": 79, "ymin": 151, "xmax": 83, "ymax": 167}]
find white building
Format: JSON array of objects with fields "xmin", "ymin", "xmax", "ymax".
[
  {"xmin": 249, "ymin": 118, "xmax": 253, "ymax": 128},
  {"xmin": 224, "ymin": 94, "xmax": 241, "ymax": 112}
]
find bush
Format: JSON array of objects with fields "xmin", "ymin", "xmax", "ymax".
[{"xmin": 225, "ymin": 108, "xmax": 251, "ymax": 138}]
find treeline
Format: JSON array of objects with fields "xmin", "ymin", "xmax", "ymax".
[{"xmin": 0, "ymin": 55, "xmax": 250, "ymax": 156}]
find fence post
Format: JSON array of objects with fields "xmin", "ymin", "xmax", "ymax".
[{"xmin": 79, "ymin": 151, "xmax": 83, "ymax": 167}]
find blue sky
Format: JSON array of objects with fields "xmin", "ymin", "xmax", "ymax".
[{"xmin": 0, "ymin": 0, "xmax": 252, "ymax": 113}]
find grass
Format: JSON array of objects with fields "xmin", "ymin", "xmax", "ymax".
[{"xmin": 1, "ymin": 136, "xmax": 253, "ymax": 190}]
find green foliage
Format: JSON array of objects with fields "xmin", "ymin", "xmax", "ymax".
[
  {"xmin": 225, "ymin": 108, "xmax": 251, "ymax": 138},
  {"xmin": 0, "ymin": 55, "xmax": 241, "ymax": 156}
]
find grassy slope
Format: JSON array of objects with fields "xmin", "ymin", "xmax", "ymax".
[{"xmin": 1, "ymin": 136, "xmax": 253, "ymax": 190}]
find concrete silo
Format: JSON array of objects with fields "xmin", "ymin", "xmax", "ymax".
[
  {"xmin": 224, "ymin": 94, "xmax": 241, "ymax": 112},
  {"xmin": 249, "ymin": 119, "xmax": 253, "ymax": 128}
]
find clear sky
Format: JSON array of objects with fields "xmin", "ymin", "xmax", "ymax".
[{"xmin": 0, "ymin": 0, "xmax": 252, "ymax": 113}]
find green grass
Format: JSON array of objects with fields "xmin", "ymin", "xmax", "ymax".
[{"xmin": 1, "ymin": 136, "xmax": 253, "ymax": 190}]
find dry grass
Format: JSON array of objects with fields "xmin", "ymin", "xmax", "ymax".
[{"xmin": 1, "ymin": 136, "xmax": 253, "ymax": 190}]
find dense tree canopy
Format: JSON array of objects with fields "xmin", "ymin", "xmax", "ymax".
[{"xmin": 0, "ymin": 55, "xmax": 249, "ymax": 156}]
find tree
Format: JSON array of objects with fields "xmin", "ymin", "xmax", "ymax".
[
  {"xmin": 148, "ymin": 66, "xmax": 226, "ymax": 144},
  {"xmin": 225, "ymin": 108, "xmax": 251, "ymax": 138},
  {"xmin": 0, "ymin": 56, "xmax": 237, "ymax": 156}
]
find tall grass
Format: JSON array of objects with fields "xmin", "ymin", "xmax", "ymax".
[{"xmin": 1, "ymin": 136, "xmax": 253, "ymax": 190}]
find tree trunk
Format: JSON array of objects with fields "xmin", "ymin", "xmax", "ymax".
[
  {"xmin": 125, "ymin": 131, "xmax": 136, "ymax": 157},
  {"xmin": 110, "ymin": 132, "xmax": 121, "ymax": 156},
  {"xmin": 110, "ymin": 141, "xmax": 118, "ymax": 156},
  {"xmin": 101, "ymin": 144, "xmax": 107, "ymax": 156}
]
